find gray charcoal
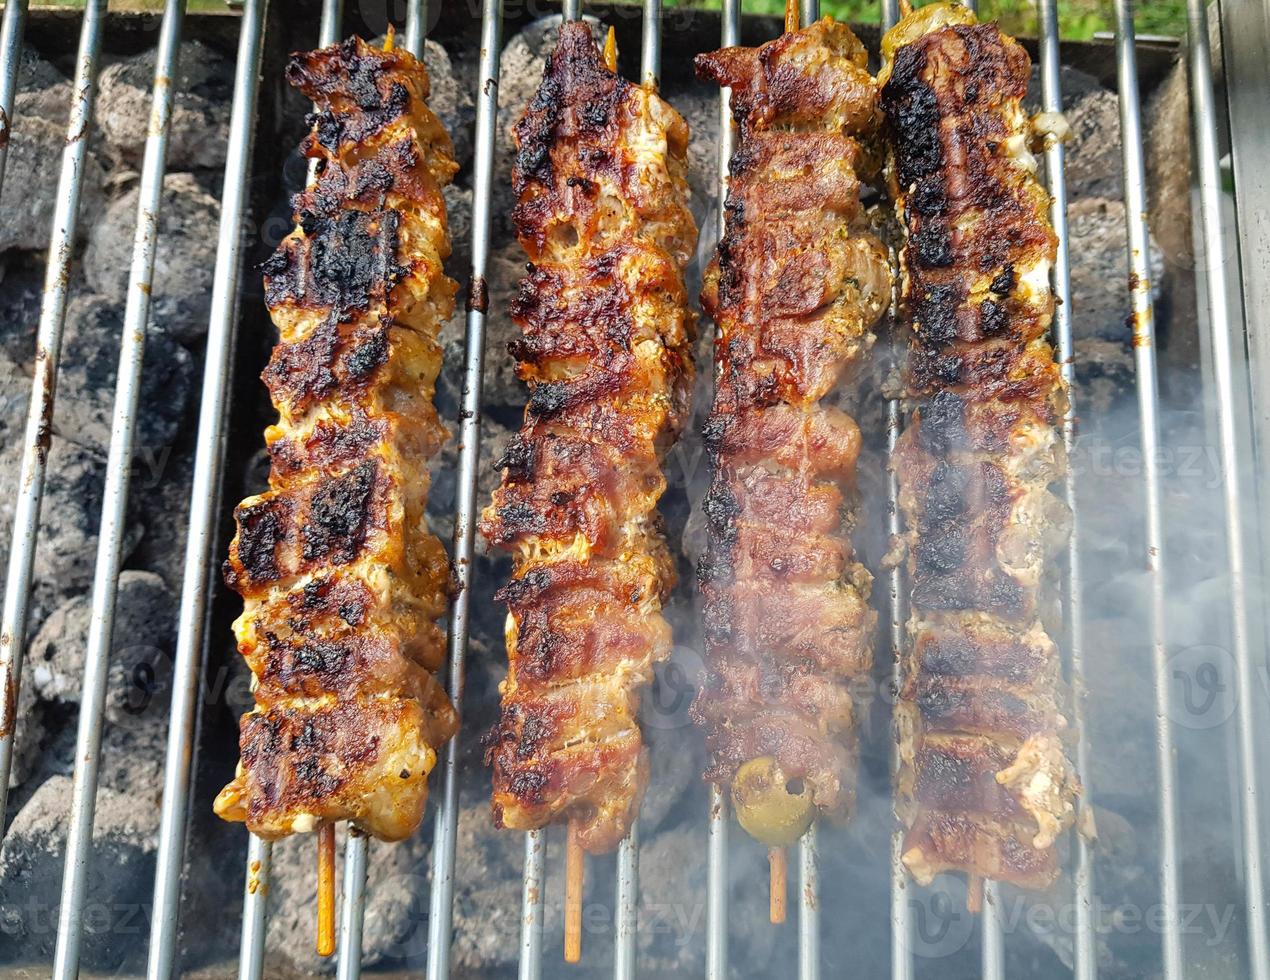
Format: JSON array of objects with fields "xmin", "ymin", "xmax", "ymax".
[
  {"xmin": 0, "ymin": 437, "xmax": 142, "ymax": 606},
  {"xmin": 27, "ymin": 570, "xmax": 176, "ymax": 729},
  {"xmin": 51, "ymin": 294, "xmax": 194, "ymax": 457},
  {"xmin": 0, "ymin": 112, "xmax": 106, "ymax": 253},
  {"xmin": 0, "ymin": 775, "xmax": 158, "ymax": 973},
  {"xmin": 425, "ymin": 39, "xmax": 476, "ymax": 167},
  {"xmin": 95, "ymin": 40, "xmax": 233, "ymax": 170},
  {"xmin": 1067, "ymin": 196, "xmax": 1165, "ymax": 344},
  {"xmin": 83, "ymin": 173, "xmax": 221, "ymax": 345}
]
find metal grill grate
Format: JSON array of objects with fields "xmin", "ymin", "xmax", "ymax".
[{"xmin": 0, "ymin": 1, "xmax": 1265, "ymax": 978}]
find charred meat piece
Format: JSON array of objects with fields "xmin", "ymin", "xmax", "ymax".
[
  {"xmin": 882, "ymin": 2, "xmax": 1079, "ymax": 890},
  {"xmin": 479, "ymin": 23, "xmax": 697, "ymax": 854},
  {"xmin": 215, "ymin": 37, "xmax": 458, "ymax": 843},
  {"xmin": 692, "ymin": 18, "xmax": 891, "ymax": 844}
]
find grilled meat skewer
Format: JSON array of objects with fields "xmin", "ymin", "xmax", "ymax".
[
  {"xmin": 480, "ymin": 23, "xmax": 697, "ymax": 854},
  {"xmin": 692, "ymin": 18, "xmax": 891, "ymax": 846},
  {"xmin": 881, "ymin": 2, "xmax": 1080, "ymax": 889},
  {"xmin": 214, "ymin": 37, "xmax": 458, "ymax": 843}
]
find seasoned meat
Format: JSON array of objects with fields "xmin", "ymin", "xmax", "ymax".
[
  {"xmin": 215, "ymin": 37, "xmax": 458, "ymax": 843},
  {"xmin": 882, "ymin": 3, "xmax": 1079, "ymax": 890},
  {"xmin": 479, "ymin": 23, "xmax": 697, "ymax": 854},
  {"xmin": 692, "ymin": 18, "xmax": 890, "ymax": 838}
]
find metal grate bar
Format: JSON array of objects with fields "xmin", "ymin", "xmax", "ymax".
[
  {"xmin": 520, "ymin": 830, "xmax": 547, "ymax": 980},
  {"xmin": 54, "ymin": 3, "xmax": 187, "ymax": 977},
  {"xmin": 425, "ymin": 0, "xmax": 503, "ymax": 973},
  {"xmin": 0, "ymin": 0, "xmax": 28, "ymax": 198},
  {"xmin": 404, "ymin": 0, "xmax": 426, "ymax": 58},
  {"xmin": 981, "ymin": 883, "xmax": 1004, "ymax": 978},
  {"xmin": 798, "ymin": 823, "xmax": 820, "ymax": 980},
  {"xmin": 335, "ymin": 829, "xmax": 369, "ymax": 980},
  {"xmin": 612, "ymin": 3, "xmax": 664, "ymax": 973},
  {"xmin": 953, "ymin": 7, "xmax": 1009, "ymax": 974},
  {"xmin": 1110, "ymin": 3, "xmax": 1182, "ymax": 977},
  {"xmin": 150, "ymin": 0, "xmax": 270, "ymax": 976},
  {"xmin": 0, "ymin": 0, "xmax": 106, "ymax": 827},
  {"xmin": 706, "ymin": 3, "xmax": 739, "ymax": 978},
  {"xmin": 238, "ymin": 833, "xmax": 272, "ymax": 980},
  {"xmin": 879, "ymin": 3, "xmax": 912, "ymax": 979},
  {"xmin": 1037, "ymin": 1, "xmax": 1098, "ymax": 977},
  {"xmin": 791, "ymin": 0, "xmax": 823, "ymax": 963},
  {"xmin": 1186, "ymin": 1, "xmax": 1269, "ymax": 976},
  {"xmin": 614, "ymin": 819, "xmax": 641, "ymax": 980}
]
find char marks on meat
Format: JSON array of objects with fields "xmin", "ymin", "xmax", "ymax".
[
  {"xmin": 479, "ymin": 23, "xmax": 697, "ymax": 854},
  {"xmin": 692, "ymin": 18, "xmax": 891, "ymax": 831},
  {"xmin": 881, "ymin": 2, "xmax": 1079, "ymax": 890},
  {"xmin": 215, "ymin": 37, "xmax": 458, "ymax": 842}
]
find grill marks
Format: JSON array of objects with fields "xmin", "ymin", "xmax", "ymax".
[
  {"xmin": 479, "ymin": 23, "xmax": 696, "ymax": 854},
  {"xmin": 883, "ymin": 7, "xmax": 1079, "ymax": 889},
  {"xmin": 214, "ymin": 37, "xmax": 458, "ymax": 843},
  {"xmin": 692, "ymin": 19, "xmax": 890, "ymax": 828}
]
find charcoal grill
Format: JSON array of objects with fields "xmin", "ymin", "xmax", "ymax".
[{"xmin": 0, "ymin": 0, "xmax": 1266, "ymax": 978}]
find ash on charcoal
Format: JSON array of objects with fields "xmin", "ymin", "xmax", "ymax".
[
  {"xmin": 0, "ymin": 112, "xmax": 106, "ymax": 253},
  {"xmin": 11, "ymin": 44, "xmax": 71, "ymax": 121},
  {"xmin": 27, "ymin": 570, "xmax": 177, "ymax": 729},
  {"xmin": 0, "ymin": 352, "xmax": 29, "ymax": 450},
  {"xmin": 264, "ymin": 824, "xmax": 433, "ymax": 974},
  {"xmin": 84, "ymin": 173, "xmax": 222, "ymax": 345},
  {"xmin": 1067, "ymin": 197, "xmax": 1165, "ymax": 345},
  {"xmin": 1027, "ymin": 65, "xmax": 1125, "ymax": 202},
  {"xmin": 0, "ymin": 775, "xmax": 157, "ymax": 973},
  {"xmin": 128, "ymin": 438, "xmax": 196, "ymax": 593},
  {"xmin": 424, "ymin": 39, "xmax": 476, "ymax": 168},
  {"xmin": 0, "ymin": 257, "xmax": 43, "ymax": 366},
  {"xmin": 51, "ymin": 294, "xmax": 194, "ymax": 458},
  {"xmin": 0, "ymin": 437, "xmax": 142, "ymax": 610},
  {"xmin": 95, "ymin": 40, "xmax": 233, "ymax": 170}
]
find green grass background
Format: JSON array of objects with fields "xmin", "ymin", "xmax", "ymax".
[{"xmin": 24, "ymin": 1, "xmax": 1187, "ymax": 41}]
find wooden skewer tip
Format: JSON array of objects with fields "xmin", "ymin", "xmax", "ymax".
[
  {"xmin": 602, "ymin": 26, "xmax": 618, "ymax": 72},
  {"xmin": 784, "ymin": 0, "xmax": 800, "ymax": 33},
  {"xmin": 565, "ymin": 821, "xmax": 585, "ymax": 964},
  {"xmin": 769, "ymin": 846, "xmax": 788, "ymax": 925},
  {"xmin": 384, "ymin": 24, "xmax": 396, "ymax": 52},
  {"xmin": 316, "ymin": 823, "xmax": 336, "ymax": 958}
]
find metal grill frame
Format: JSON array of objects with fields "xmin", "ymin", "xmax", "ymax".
[{"xmin": 0, "ymin": 1, "xmax": 1265, "ymax": 978}]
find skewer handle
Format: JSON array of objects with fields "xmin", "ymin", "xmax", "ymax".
[
  {"xmin": 565, "ymin": 821, "xmax": 584, "ymax": 963},
  {"xmin": 317, "ymin": 824, "xmax": 336, "ymax": 957},
  {"xmin": 769, "ymin": 847, "xmax": 788, "ymax": 925}
]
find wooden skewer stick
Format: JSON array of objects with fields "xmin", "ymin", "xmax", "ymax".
[
  {"xmin": 317, "ymin": 823, "xmax": 337, "ymax": 957},
  {"xmin": 384, "ymin": 23, "xmax": 396, "ymax": 52},
  {"xmin": 769, "ymin": 846, "xmax": 788, "ymax": 925},
  {"xmin": 784, "ymin": 0, "xmax": 799, "ymax": 33},
  {"xmin": 565, "ymin": 820, "xmax": 585, "ymax": 963},
  {"xmin": 899, "ymin": 0, "xmax": 915, "ymax": 17},
  {"xmin": 966, "ymin": 874, "xmax": 984, "ymax": 915},
  {"xmin": 602, "ymin": 25, "xmax": 618, "ymax": 72}
]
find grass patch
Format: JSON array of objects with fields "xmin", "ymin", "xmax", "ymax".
[
  {"xmin": 662, "ymin": 0, "xmax": 1185, "ymax": 41},
  {"xmin": 28, "ymin": 0, "xmax": 1187, "ymax": 41}
]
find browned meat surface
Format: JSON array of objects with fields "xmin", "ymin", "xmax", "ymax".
[
  {"xmin": 692, "ymin": 18, "xmax": 891, "ymax": 842},
  {"xmin": 479, "ymin": 23, "xmax": 696, "ymax": 854},
  {"xmin": 215, "ymin": 37, "xmax": 458, "ymax": 843},
  {"xmin": 882, "ymin": 2, "xmax": 1079, "ymax": 890}
]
